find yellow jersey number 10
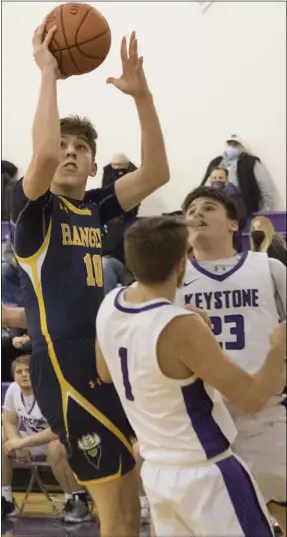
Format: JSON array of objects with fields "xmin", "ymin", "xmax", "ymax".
[{"xmin": 83, "ymin": 253, "xmax": 103, "ymax": 287}]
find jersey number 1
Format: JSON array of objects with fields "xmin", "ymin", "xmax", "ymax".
[
  {"xmin": 119, "ymin": 347, "xmax": 134, "ymax": 401},
  {"xmin": 83, "ymin": 254, "xmax": 103, "ymax": 287}
]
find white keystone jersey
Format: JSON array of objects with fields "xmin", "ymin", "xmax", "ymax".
[
  {"xmin": 175, "ymin": 251, "xmax": 279, "ymax": 374},
  {"xmin": 3, "ymin": 382, "xmax": 49, "ymax": 435},
  {"xmin": 96, "ymin": 287, "xmax": 237, "ymax": 466}
]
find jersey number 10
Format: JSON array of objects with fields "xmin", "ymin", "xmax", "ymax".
[{"xmin": 83, "ymin": 254, "xmax": 103, "ymax": 287}]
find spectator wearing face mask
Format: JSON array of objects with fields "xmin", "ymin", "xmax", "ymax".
[
  {"xmin": 101, "ymin": 154, "xmax": 140, "ymax": 293},
  {"xmin": 101, "ymin": 153, "xmax": 138, "ymax": 188},
  {"xmin": 250, "ymin": 215, "xmax": 287, "ymax": 266},
  {"xmin": 209, "ymin": 167, "xmax": 247, "ymax": 251},
  {"xmin": 201, "ymin": 135, "xmax": 274, "ymax": 216}
]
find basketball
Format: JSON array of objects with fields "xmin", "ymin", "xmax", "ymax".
[{"xmin": 44, "ymin": 3, "xmax": 111, "ymax": 77}]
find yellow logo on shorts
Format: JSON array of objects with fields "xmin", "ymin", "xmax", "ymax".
[{"xmin": 77, "ymin": 433, "xmax": 102, "ymax": 469}]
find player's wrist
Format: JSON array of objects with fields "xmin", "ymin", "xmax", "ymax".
[
  {"xmin": 40, "ymin": 65, "xmax": 59, "ymax": 79},
  {"xmin": 133, "ymin": 91, "xmax": 153, "ymax": 104}
]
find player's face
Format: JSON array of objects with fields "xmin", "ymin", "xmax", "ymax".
[
  {"xmin": 251, "ymin": 220, "xmax": 263, "ymax": 232},
  {"xmin": 14, "ymin": 365, "xmax": 32, "ymax": 390},
  {"xmin": 185, "ymin": 197, "xmax": 238, "ymax": 247},
  {"xmin": 52, "ymin": 134, "xmax": 97, "ymax": 190}
]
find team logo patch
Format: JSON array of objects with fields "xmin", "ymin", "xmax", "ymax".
[{"xmin": 77, "ymin": 433, "xmax": 102, "ymax": 469}]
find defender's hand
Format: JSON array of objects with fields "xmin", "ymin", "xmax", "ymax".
[
  {"xmin": 107, "ymin": 32, "xmax": 150, "ymax": 98},
  {"xmin": 32, "ymin": 22, "xmax": 63, "ymax": 79}
]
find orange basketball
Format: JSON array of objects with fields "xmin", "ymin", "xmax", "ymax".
[{"xmin": 44, "ymin": 3, "xmax": 111, "ymax": 77}]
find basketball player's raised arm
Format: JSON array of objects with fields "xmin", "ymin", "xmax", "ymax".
[
  {"xmin": 23, "ymin": 24, "xmax": 62, "ymax": 201},
  {"xmin": 107, "ymin": 33, "xmax": 169, "ymax": 211},
  {"xmin": 159, "ymin": 315, "xmax": 286, "ymax": 414},
  {"xmin": 96, "ymin": 339, "xmax": 113, "ymax": 383}
]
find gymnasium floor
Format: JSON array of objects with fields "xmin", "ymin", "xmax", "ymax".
[{"xmin": 1, "ymin": 493, "xmax": 151, "ymax": 537}]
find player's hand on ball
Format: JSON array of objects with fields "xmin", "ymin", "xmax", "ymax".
[
  {"xmin": 185, "ymin": 305, "xmax": 212, "ymax": 329},
  {"xmin": 107, "ymin": 32, "xmax": 150, "ymax": 98},
  {"xmin": 32, "ymin": 22, "xmax": 63, "ymax": 79}
]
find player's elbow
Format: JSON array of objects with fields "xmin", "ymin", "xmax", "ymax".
[{"xmin": 236, "ymin": 388, "xmax": 266, "ymax": 414}]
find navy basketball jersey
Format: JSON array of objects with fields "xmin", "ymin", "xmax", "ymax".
[{"xmin": 11, "ymin": 179, "xmax": 122, "ymax": 348}]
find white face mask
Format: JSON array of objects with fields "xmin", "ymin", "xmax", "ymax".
[{"xmin": 224, "ymin": 146, "xmax": 241, "ymax": 161}]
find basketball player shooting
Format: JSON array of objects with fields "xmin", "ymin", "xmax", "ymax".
[
  {"xmin": 8, "ymin": 20, "xmax": 169, "ymax": 537},
  {"xmin": 176, "ymin": 186, "xmax": 286, "ymax": 534},
  {"xmin": 95, "ymin": 216, "xmax": 286, "ymax": 537}
]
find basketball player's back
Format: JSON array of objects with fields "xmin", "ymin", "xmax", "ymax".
[{"xmin": 97, "ymin": 287, "xmax": 236, "ymax": 466}]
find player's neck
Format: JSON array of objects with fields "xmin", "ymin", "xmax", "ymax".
[
  {"xmin": 51, "ymin": 184, "xmax": 85, "ymax": 201},
  {"xmin": 193, "ymin": 241, "xmax": 235, "ymax": 261},
  {"xmin": 21, "ymin": 388, "xmax": 33, "ymax": 397},
  {"xmin": 126, "ymin": 282, "xmax": 176, "ymax": 303}
]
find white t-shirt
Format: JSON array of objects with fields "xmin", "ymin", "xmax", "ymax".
[{"xmin": 3, "ymin": 382, "xmax": 49, "ymax": 435}]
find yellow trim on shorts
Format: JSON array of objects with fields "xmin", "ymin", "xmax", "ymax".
[
  {"xmin": 76, "ymin": 457, "xmax": 123, "ymax": 486},
  {"xmin": 58, "ymin": 196, "xmax": 91, "ymax": 215},
  {"xmin": 15, "ymin": 222, "xmax": 134, "ymax": 455}
]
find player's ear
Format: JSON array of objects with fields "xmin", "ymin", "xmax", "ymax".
[
  {"xmin": 230, "ymin": 220, "xmax": 239, "ymax": 233},
  {"xmin": 90, "ymin": 162, "xmax": 97, "ymax": 177}
]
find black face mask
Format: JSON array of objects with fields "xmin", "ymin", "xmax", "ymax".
[
  {"xmin": 114, "ymin": 168, "xmax": 127, "ymax": 179},
  {"xmin": 251, "ymin": 230, "xmax": 265, "ymax": 247}
]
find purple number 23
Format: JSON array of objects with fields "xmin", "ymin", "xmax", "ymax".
[{"xmin": 119, "ymin": 347, "xmax": 134, "ymax": 401}]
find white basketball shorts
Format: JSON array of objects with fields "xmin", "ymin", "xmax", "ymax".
[
  {"xmin": 141, "ymin": 453, "xmax": 273, "ymax": 537},
  {"xmin": 231, "ymin": 399, "xmax": 286, "ymax": 505}
]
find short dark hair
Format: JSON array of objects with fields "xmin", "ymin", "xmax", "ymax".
[
  {"xmin": 60, "ymin": 116, "xmax": 98, "ymax": 159},
  {"xmin": 210, "ymin": 167, "xmax": 228, "ymax": 178},
  {"xmin": 182, "ymin": 186, "xmax": 238, "ymax": 221},
  {"xmin": 124, "ymin": 216, "xmax": 188, "ymax": 285}
]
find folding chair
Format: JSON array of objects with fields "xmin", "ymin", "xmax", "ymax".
[{"xmin": 13, "ymin": 455, "xmax": 63, "ymax": 516}]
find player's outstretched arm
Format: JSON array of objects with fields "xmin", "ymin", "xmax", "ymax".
[
  {"xmin": 23, "ymin": 23, "xmax": 63, "ymax": 201},
  {"xmin": 158, "ymin": 314, "xmax": 286, "ymax": 414},
  {"xmin": 2, "ymin": 304, "xmax": 28, "ymax": 329},
  {"xmin": 96, "ymin": 339, "xmax": 113, "ymax": 383},
  {"xmin": 107, "ymin": 32, "xmax": 170, "ymax": 211}
]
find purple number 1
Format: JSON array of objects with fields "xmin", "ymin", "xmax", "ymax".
[{"xmin": 119, "ymin": 347, "xmax": 134, "ymax": 401}]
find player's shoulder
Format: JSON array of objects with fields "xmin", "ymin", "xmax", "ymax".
[
  {"xmin": 268, "ymin": 256, "xmax": 286, "ymax": 276},
  {"xmin": 98, "ymin": 287, "xmax": 122, "ymax": 318},
  {"xmin": 3, "ymin": 382, "xmax": 20, "ymax": 405},
  {"xmin": 6, "ymin": 381, "xmax": 20, "ymax": 395}
]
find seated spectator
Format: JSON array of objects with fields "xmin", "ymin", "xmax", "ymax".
[
  {"xmin": 201, "ymin": 134, "xmax": 274, "ymax": 216},
  {"xmin": 101, "ymin": 154, "xmax": 140, "ymax": 293},
  {"xmin": 250, "ymin": 215, "xmax": 287, "ymax": 266},
  {"xmin": 2, "ymin": 355, "xmax": 91, "ymax": 523},
  {"xmin": 2, "ymin": 238, "xmax": 22, "ymax": 306},
  {"xmin": 209, "ymin": 167, "xmax": 247, "ymax": 231},
  {"xmin": 2, "ymin": 160, "xmax": 18, "ymax": 222},
  {"xmin": 101, "ymin": 153, "xmax": 137, "ymax": 188}
]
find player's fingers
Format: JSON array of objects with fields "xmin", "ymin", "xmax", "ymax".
[
  {"xmin": 129, "ymin": 31, "xmax": 138, "ymax": 63},
  {"xmin": 106, "ymin": 76, "xmax": 118, "ymax": 87},
  {"xmin": 33, "ymin": 23, "xmax": 46, "ymax": 45},
  {"xmin": 137, "ymin": 56, "xmax": 144, "ymax": 70},
  {"xmin": 120, "ymin": 36, "xmax": 128, "ymax": 66},
  {"xmin": 43, "ymin": 25, "xmax": 57, "ymax": 46}
]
